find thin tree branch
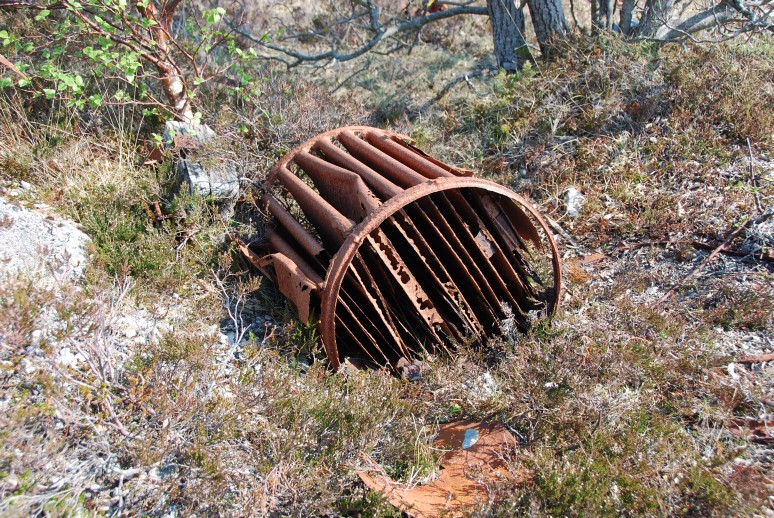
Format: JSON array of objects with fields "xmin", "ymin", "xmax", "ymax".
[
  {"xmin": 418, "ymin": 68, "xmax": 488, "ymax": 113},
  {"xmin": 649, "ymin": 0, "xmax": 773, "ymax": 41},
  {"xmin": 230, "ymin": 3, "xmax": 488, "ymax": 66}
]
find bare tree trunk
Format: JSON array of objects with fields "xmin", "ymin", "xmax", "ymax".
[
  {"xmin": 593, "ymin": 0, "xmax": 616, "ymax": 29},
  {"xmin": 604, "ymin": 0, "xmax": 615, "ymax": 29},
  {"xmin": 136, "ymin": 1, "xmax": 193, "ymax": 122},
  {"xmin": 591, "ymin": 0, "xmax": 605, "ymax": 32},
  {"xmin": 620, "ymin": 0, "xmax": 636, "ymax": 34},
  {"xmin": 637, "ymin": 0, "xmax": 673, "ymax": 37},
  {"xmin": 487, "ymin": 0, "xmax": 530, "ymax": 72},
  {"xmin": 159, "ymin": 67, "xmax": 193, "ymax": 123},
  {"xmin": 527, "ymin": 0, "xmax": 569, "ymax": 56}
]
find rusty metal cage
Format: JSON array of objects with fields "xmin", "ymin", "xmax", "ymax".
[{"xmin": 243, "ymin": 126, "xmax": 562, "ymax": 371}]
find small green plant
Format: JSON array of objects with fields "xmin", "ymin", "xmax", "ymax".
[{"xmin": 1, "ymin": 1, "xmax": 262, "ymax": 121}]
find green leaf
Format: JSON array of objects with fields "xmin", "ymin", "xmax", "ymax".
[
  {"xmin": 203, "ymin": 7, "xmax": 225, "ymax": 24},
  {"xmin": 44, "ymin": 88, "xmax": 56, "ymax": 99},
  {"xmin": 34, "ymin": 9, "xmax": 51, "ymax": 21}
]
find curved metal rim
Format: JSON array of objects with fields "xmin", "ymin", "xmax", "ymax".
[{"xmin": 319, "ymin": 177, "xmax": 563, "ymax": 370}]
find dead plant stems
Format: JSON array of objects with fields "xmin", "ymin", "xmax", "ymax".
[{"xmin": 747, "ymin": 137, "xmax": 763, "ymax": 213}]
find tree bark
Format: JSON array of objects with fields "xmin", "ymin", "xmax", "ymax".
[
  {"xmin": 487, "ymin": 0, "xmax": 530, "ymax": 72},
  {"xmin": 594, "ymin": 0, "xmax": 616, "ymax": 29},
  {"xmin": 527, "ymin": 0, "xmax": 569, "ymax": 56},
  {"xmin": 619, "ymin": 0, "xmax": 636, "ymax": 34},
  {"xmin": 637, "ymin": 0, "xmax": 674, "ymax": 37},
  {"xmin": 656, "ymin": 2, "xmax": 739, "ymax": 40},
  {"xmin": 604, "ymin": 0, "xmax": 615, "ymax": 29},
  {"xmin": 136, "ymin": 1, "xmax": 192, "ymax": 122}
]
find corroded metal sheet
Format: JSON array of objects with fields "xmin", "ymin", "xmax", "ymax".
[
  {"xmin": 358, "ymin": 420, "xmax": 533, "ymax": 517},
  {"xmin": 245, "ymin": 126, "xmax": 562, "ymax": 371}
]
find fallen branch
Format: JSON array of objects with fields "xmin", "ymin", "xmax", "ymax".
[
  {"xmin": 654, "ymin": 0, "xmax": 774, "ymax": 42},
  {"xmin": 735, "ymin": 352, "xmax": 774, "ymax": 364},
  {"xmin": 690, "ymin": 240, "xmax": 773, "ymax": 262},
  {"xmin": 543, "ymin": 214, "xmax": 580, "ymax": 248},
  {"xmin": 418, "ymin": 69, "xmax": 488, "ymax": 114},
  {"xmin": 656, "ymin": 211, "xmax": 772, "ymax": 305},
  {"xmin": 616, "ymin": 238, "xmax": 773, "ymax": 262}
]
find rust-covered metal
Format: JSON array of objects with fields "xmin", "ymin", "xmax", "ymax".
[
  {"xmin": 247, "ymin": 126, "xmax": 561, "ymax": 371},
  {"xmin": 358, "ymin": 420, "xmax": 532, "ymax": 517}
]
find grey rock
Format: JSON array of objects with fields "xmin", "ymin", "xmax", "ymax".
[
  {"xmin": 175, "ymin": 159, "xmax": 240, "ymax": 199},
  {"xmin": 148, "ymin": 464, "xmax": 177, "ymax": 482},
  {"xmin": 397, "ymin": 357, "xmax": 430, "ymax": 381},
  {"xmin": 743, "ymin": 216, "xmax": 773, "ymax": 256},
  {"xmin": 57, "ymin": 347, "xmax": 85, "ymax": 368},
  {"xmin": 163, "ymin": 121, "xmax": 240, "ymax": 200},
  {"xmin": 0, "ymin": 197, "xmax": 90, "ymax": 282},
  {"xmin": 563, "ymin": 187, "xmax": 586, "ymax": 218},
  {"xmin": 465, "ymin": 372, "xmax": 498, "ymax": 399}
]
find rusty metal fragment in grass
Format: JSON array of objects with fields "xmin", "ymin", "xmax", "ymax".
[
  {"xmin": 728, "ymin": 418, "xmax": 774, "ymax": 444},
  {"xmin": 244, "ymin": 126, "xmax": 562, "ymax": 371},
  {"xmin": 358, "ymin": 420, "xmax": 532, "ymax": 517}
]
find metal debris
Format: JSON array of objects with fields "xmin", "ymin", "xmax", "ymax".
[
  {"xmin": 246, "ymin": 126, "xmax": 562, "ymax": 371},
  {"xmin": 728, "ymin": 418, "xmax": 774, "ymax": 444},
  {"xmin": 358, "ymin": 420, "xmax": 532, "ymax": 517}
]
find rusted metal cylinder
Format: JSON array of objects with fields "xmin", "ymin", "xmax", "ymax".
[{"xmin": 250, "ymin": 126, "xmax": 562, "ymax": 371}]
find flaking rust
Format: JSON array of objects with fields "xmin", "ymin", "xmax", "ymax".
[
  {"xmin": 243, "ymin": 126, "xmax": 562, "ymax": 371},
  {"xmin": 358, "ymin": 420, "xmax": 533, "ymax": 517}
]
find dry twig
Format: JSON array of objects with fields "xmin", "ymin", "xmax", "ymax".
[
  {"xmin": 747, "ymin": 138, "xmax": 763, "ymax": 213},
  {"xmin": 656, "ymin": 211, "xmax": 772, "ymax": 305}
]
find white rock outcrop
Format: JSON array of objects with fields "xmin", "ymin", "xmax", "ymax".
[{"xmin": 0, "ymin": 197, "xmax": 90, "ymax": 282}]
